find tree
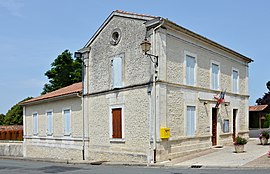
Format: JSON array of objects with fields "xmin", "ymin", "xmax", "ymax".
[
  {"xmin": 0, "ymin": 114, "xmax": 5, "ymax": 125},
  {"xmin": 3, "ymin": 97, "xmax": 33, "ymax": 125},
  {"xmin": 256, "ymin": 81, "xmax": 270, "ymax": 105},
  {"xmin": 42, "ymin": 50, "xmax": 82, "ymax": 94}
]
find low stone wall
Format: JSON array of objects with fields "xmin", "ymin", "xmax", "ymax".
[{"xmin": 0, "ymin": 141, "xmax": 23, "ymax": 157}]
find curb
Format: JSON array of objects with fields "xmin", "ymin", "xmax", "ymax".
[{"xmin": 0, "ymin": 156, "xmax": 164, "ymax": 167}]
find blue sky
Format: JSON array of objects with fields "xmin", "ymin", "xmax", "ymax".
[{"xmin": 0, "ymin": 0, "xmax": 269, "ymax": 114}]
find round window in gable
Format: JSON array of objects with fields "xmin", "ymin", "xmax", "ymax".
[{"xmin": 110, "ymin": 29, "xmax": 121, "ymax": 45}]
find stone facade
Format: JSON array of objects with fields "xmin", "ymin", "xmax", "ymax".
[
  {"xmin": 81, "ymin": 11, "xmax": 252, "ymax": 162},
  {"xmin": 23, "ymin": 97, "xmax": 84, "ymax": 160},
  {"xmin": 23, "ymin": 10, "xmax": 252, "ymax": 163}
]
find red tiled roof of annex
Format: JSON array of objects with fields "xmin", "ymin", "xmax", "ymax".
[
  {"xmin": 249, "ymin": 105, "xmax": 268, "ymax": 112},
  {"xmin": 21, "ymin": 82, "xmax": 82, "ymax": 105}
]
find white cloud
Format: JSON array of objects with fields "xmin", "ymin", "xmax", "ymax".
[{"xmin": 0, "ymin": 0, "xmax": 23, "ymax": 17}]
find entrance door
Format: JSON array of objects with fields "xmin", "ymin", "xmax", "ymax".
[
  {"xmin": 212, "ymin": 108, "xmax": 217, "ymax": 146},
  {"xmin": 233, "ymin": 109, "xmax": 237, "ymax": 141}
]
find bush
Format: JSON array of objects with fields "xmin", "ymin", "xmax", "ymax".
[
  {"xmin": 259, "ymin": 130, "xmax": 269, "ymax": 140},
  {"xmin": 234, "ymin": 136, "xmax": 247, "ymax": 145}
]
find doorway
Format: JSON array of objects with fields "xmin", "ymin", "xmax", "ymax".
[
  {"xmin": 233, "ymin": 109, "xmax": 237, "ymax": 141},
  {"xmin": 212, "ymin": 108, "xmax": 218, "ymax": 146}
]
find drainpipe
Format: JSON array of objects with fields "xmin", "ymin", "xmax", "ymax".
[
  {"xmin": 82, "ymin": 50, "xmax": 90, "ymax": 160},
  {"xmin": 82, "ymin": 59, "xmax": 85, "ymax": 160},
  {"xmin": 152, "ymin": 19, "xmax": 164, "ymax": 163},
  {"xmin": 75, "ymin": 48, "xmax": 90, "ymax": 161}
]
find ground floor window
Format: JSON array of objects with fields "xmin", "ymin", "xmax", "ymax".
[
  {"xmin": 63, "ymin": 109, "xmax": 71, "ymax": 135},
  {"xmin": 111, "ymin": 108, "xmax": 122, "ymax": 139},
  {"xmin": 223, "ymin": 119, "xmax": 229, "ymax": 133},
  {"xmin": 33, "ymin": 113, "xmax": 38, "ymax": 135},
  {"xmin": 186, "ymin": 106, "xmax": 196, "ymax": 136},
  {"xmin": 47, "ymin": 111, "xmax": 53, "ymax": 135}
]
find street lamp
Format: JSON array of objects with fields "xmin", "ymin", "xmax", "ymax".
[{"xmin": 140, "ymin": 38, "xmax": 158, "ymax": 67}]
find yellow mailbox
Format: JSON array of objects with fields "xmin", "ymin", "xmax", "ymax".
[{"xmin": 160, "ymin": 127, "xmax": 170, "ymax": 139}]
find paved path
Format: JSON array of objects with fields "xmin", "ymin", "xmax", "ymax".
[{"xmin": 166, "ymin": 138, "xmax": 270, "ymax": 168}]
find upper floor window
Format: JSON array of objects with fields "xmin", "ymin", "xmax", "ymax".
[
  {"xmin": 186, "ymin": 55, "xmax": 196, "ymax": 86},
  {"xmin": 112, "ymin": 57, "xmax": 122, "ymax": 88},
  {"xmin": 232, "ymin": 69, "xmax": 239, "ymax": 93},
  {"xmin": 211, "ymin": 63, "xmax": 219, "ymax": 90},
  {"xmin": 47, "ymin": 111, "xmax": 53, "ymax": 135},
  {"xmin": 63, "ymin": 109, "xmax": 71, "ymax": 136},
  {"xmin": 33, "ymin": 113, "xmax": 38, "ymax": 135}
]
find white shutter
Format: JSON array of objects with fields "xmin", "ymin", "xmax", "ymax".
[
  {"xmin": 187, "ymin": 106, "xmax": 196, "ymax": 136},
  {"xmin": 33, "ymin": 113, "xmax": 38, "ymax": 135},
  {"xmin": 212, "ymin": 63, "xmax": 219, "ymax": 89},
  {"xmin": 112, "ymin": 57, "xmax": 122, "ymax": 88},
  {"xmin": 64, "ymin": 109, "xmax": 71, "ymax": 135},
  {"xmin": 233, "ymin": 70, "xmax": 238, "ymax": 93},
  {"xmin": 47, "ymin": 111, "xmax": 52, "ymax": 135},
  {"xmin": 186, "ymin": 55, "xmax": 195, "ymax": 85}
]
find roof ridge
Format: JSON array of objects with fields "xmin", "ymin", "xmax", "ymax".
[{"xmin": 114, "ymin": 10, "xmax": 157, "ymax": 19}]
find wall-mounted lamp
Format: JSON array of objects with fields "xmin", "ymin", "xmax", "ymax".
[
  {"xmin": 74, "ymin": 52, "xmax": 83, "ymax": 59},
  {"xmin": 204, "ymin": 101, "xmax": 208, "ymax": 105},
  {"xmin": 140, "ymin": 38, "xmax": 158, "ymax": 67}
]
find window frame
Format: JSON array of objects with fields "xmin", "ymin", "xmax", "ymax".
[
  {"xmin": 186, "ymin": 106, "xmax": 196, "ymax": 137},
  {"xmin": 211, "ymin": 61, "xmax": 220, "ymax": 90},
  {"xmin": 46, "ymin": 110, "xmax": 53, "ymax": 136},
  {"xmin": 63, "ymin": 108, "xmax": 71, "ymax": 136},
  {"xmin": 184, "ymin": 51, "xmax": 197, "ymax": 86},
  {"xmin": 33, "ymin": 112, "xmax": 38, "ymax": 135},
  {"xmin": 223, "ymin": 119, "xmax": 230, "ymax": 133},
  {"xmin": 109, "ymin": 105, "xmax": 125, "ymax": 142},
  {"xmin": 232, "ymin": 68, "xmax": 239, "ymax": 93}
]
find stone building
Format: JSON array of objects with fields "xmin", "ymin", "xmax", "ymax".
[
  {"xmin": 22, "ymin": 10, "xmax": 253, "ymax": 163},
  {"xmin": 21, "ymin": 82, "xmax": 84, "ymax": 160}
]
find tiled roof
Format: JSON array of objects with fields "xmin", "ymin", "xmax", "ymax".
[
  {"xmin": 21, "ymin": 82, "xmax": 82, "ymax": 105},
  {"xmin": 0, "ymin": 125, "xmax": 23, "ymax": 131},
  {"xmin": 249, "ymin": 105, "xmax": 268, "ymax": 112}
]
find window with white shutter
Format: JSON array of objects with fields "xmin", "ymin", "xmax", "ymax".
[
  {"xmin": 186, "ymin": 106, "xmax": 196, "ymax": 136},
  {"xmin": 47, "ymin": 111, "xmax": 53, "ymax": 135},
  {"xmin": 212, "ymin": 63, "xmax": 219, "ymax": 90},
  {"xmin": 33, "ymin": 113, "xmax": 38, "ymax": 135},
  {"xmin": 64, "ymin": 109, "xmax": 71, "ymax": 135},
  {"xmin": 112, "ymin": 57, "xmax": 122, "ymax": 88},
  {"xmin": 232, "ymin": 69, "xmax": 239, "ymax": 93},
  {"xmin": 186, "ymin": 55, "xmax": 196, "ymax": 86}
]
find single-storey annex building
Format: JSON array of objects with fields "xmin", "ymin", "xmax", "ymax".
[
  {"xmin": 21, "ymin": 10, "xmax": 253, "ymax": 163},
  {"xmin": 249, "ymin": 105, "xmax": 270, "ymax": 129}
]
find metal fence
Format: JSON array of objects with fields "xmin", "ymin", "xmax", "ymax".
[{"xmin": 0, "ymin": 125, "xmax": 23, "ymax": 141}]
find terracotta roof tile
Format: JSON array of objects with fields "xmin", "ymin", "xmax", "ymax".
[
  {"xmin": 21, "ymin": 82, "xmax": 82, "ymax": 105},
  {"xmin": 249, "ymin": 105, "xmax": 268, "ymax": 112}
]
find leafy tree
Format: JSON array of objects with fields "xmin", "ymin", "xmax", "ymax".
[
  {"xmin": 3, "ymin": 97, "xmax": 33, "ymax": 125},
  {"xmin": 42, "ymin": 50, "xmax": 82, "ymax": 94},
  {"xmin": 0, "ymin": 114, "xmax": 5, "ymax": 125},
  {"xmin": 263, "ymin": 114, "xmax": 270, "ymax": 128},
  {"xmin": 256, "ymin": 81, "xmax": 270, "ymax": 105},
  {"xmin": 267, "ymin": 81, "xmax": 270, "ymax": 91}
]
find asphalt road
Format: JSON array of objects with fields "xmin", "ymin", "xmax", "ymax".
[
  {"xmin": 0, "ymin": 159, "xmax": 270, "ymax": 174},
  {"xmin": 249, "ymin": 128, "xmax": 270, "ymax": 138}
]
